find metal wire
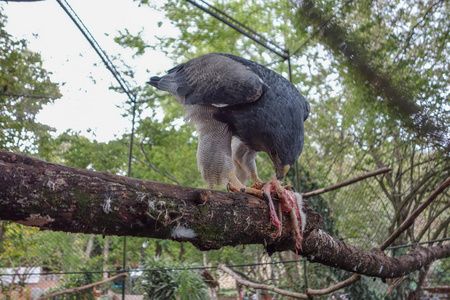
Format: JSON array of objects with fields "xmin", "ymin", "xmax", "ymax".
[
  {"xmin": 184, "ymin": 0, "xmax": 289, "ymax": 59},
  {"xmin": 56, "ymin": 0, "xmax": 136, "ymax": 104},
  {"xmin": 0, "ymin": 259, "xmax": 307, "ymax": 277}
]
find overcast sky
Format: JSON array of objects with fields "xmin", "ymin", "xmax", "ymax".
[{"xmin": 2, "ymin": 0, "xmax": 178, "ymax": 142}]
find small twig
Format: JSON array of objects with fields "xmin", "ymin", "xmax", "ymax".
[
  {"xmin": 379, "ymin": 177, "xmax": 450, "ymax": 251},
  {"xmin": 306, "ymin": 274, "xmax": 361, "ymax": 295},
  {"xmin": 137, "ymin": 141, "xmax": 181, "ymax": 185},
  {"xmin": 38, "ymin": 273, "xmax": 127, "ymax": 299},
  {"xmin": 302, "ymin": 167, "xmax": 391, "ymax": 198},
  {"xmin": 218, "ymin": 264, "xmax": 308, "ymax": 299}
]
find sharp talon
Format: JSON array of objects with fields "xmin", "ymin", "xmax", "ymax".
[
  {"xmin": 249, "ymin": 181, "xmax": 264, "ymax": 190},
  {"xmin": 227, "ymin": 182, "xmax": 241, "ymax": 193},
  {"xmin": 260, "ymin": 182, "xmax": 266, "ymax": 187},
  {"xmin": 240, "ymin": 188, "xmax": 245, "ymax": 192},
  {"xmin": 249, "ymin": 189, "xmax": 264, "ymax": 198}
]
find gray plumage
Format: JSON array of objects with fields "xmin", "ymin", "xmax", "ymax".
[{"xmin": 148, "ymin": 53, "xmax": 310, "ymax": 188}]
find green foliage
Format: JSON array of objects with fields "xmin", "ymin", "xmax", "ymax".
[
  {"xmin": 38, "ymin": 130, "xmax": 128, "ymax": 173},
  {"xmin": 137, "ymin": 257, "xmax": 209, "ymax": 300},
  {"xmin": 433, "ymin": 259, "xmax": 450, "ymax": 286},
  {"xmin": 1, "ymin": 222, "xmax": 99, "ymax": 271},
  {"xmin": 0, "ymin": 278, "xmax": 26, "ymax": 299},
  {"xmin": 0, "ymin": 9, "xmax": 61, "ymax": 153},
  {"xmin": 43, "ymin": 267, "xmax": 101, "ymax": 300},
  {"xmin": 114, "ymin": 28, "xmax": 149, "ymax": 57},
  {"xmin": 341, "ymin": 274, "xmax": 381, "ymax": 300}
]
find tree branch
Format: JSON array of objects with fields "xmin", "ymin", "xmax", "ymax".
[
  {"xmin": 302, "ymin": 166, "xmax": 391, "ymax": 198},
  {"xmin": 306, "ymin": 274, "xmax": 361, "ymax": 296},
  {"xmin": 0, "ymin": 150, "xmax": 448, "ymax": 279},
  {"xmin": 379, "ymin": 177, "xmax": 450, "ymax": 251},
  {"xmin": 38, "ymin": 273, "xmax": 127, "ymax": 300},
  {"xmin": 218, "ymin": 264, "xmax": 308, "ymax": 299}
]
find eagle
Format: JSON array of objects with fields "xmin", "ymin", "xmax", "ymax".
[{"xmin": 148, "ymin": 53, "xmax": 310, "ymax": 249}]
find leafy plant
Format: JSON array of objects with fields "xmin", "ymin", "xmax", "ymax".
[
  {"xmin": 41, "ymin": 268, "xmax": 100, "ymax": 300},
  {"xmin": 137, "ymin": 257, "xmax": 209, "ymax": 300}
]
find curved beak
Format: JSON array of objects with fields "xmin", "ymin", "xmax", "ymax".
[{"xmin": 276, "ymin": 165, "xmax": 290, "ymax": 181}]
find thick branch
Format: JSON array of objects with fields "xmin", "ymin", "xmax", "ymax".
[
  {"xmin": 302, "ymin": 229, "xmax": 449, "ymax": 278},
  {"xmin": 38, "ymin": 273, "xmax": 127, "ymax": 300},
  {"xmin": 0, "ymin": 150, "xmax": 448, "ymax": 278},
  {"xmin": 0, "ymin": 149, "xmax": 319, "ymax": 252}
]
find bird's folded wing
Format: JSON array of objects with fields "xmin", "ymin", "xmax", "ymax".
[{"xmin": 160, "ymin": 53, "xmax": 266, "ymax": 107}]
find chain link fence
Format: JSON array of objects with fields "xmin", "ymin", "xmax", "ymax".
[{"xmin": 0, "ymin": 235, "xmax": 448, "ymax": 299}]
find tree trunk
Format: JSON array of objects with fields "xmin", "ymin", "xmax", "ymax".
[{"xmin": 85, "ymin": 235, "xmax": 94, "ymax": 258}]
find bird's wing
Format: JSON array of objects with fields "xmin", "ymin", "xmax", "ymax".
[{"xmin": 154, "ymin": 53, "xmax": 265, "ymax": 107}]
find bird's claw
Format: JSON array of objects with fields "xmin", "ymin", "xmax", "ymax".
[
  {"xmin": 228, "ymin": 178, "xmax": 304, "ymax": 250},
  {"xmin": 227, "ymin": 182, "xmax": 240, "ymax": 193},
  {"xmin": 228, "ymin": 182, "xmax": 264, "ymax": 198},
  {"xmin": 249, "ymin": 181, "xmax": 264, "ymax": 190}
]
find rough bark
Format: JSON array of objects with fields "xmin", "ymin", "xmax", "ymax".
[{"xmin": 0, "ymin": 150, "xmax": 448, "ymax": 278}]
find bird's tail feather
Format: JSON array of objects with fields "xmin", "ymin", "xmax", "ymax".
[{"xmin": 147, "ymin": 76, "xmax": 161, "ymax": 88}]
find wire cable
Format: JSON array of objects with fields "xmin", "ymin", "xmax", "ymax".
[
  {"xmin": 0, "ymin": 259, "xmax": 306, "ymax": 277},
  {"xmin": 56, "ymin": 0, "xmax": 136, "ymax": 104},
  {"xmin": 184, "ymin": 0, "xmax": 289, "ymax": 59}
]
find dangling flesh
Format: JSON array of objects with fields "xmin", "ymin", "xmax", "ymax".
[{"xmin": 262, "ymin": 178, "xmax": 305, "ymax": 250}]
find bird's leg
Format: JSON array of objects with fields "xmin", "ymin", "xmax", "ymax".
[
  {"xmin": 230, "ymin": 138, "xmax": 264, "ymax": 191},
  {"xmin": 226, "ymin": 171, "xmax": 263, "ymax": 198}
]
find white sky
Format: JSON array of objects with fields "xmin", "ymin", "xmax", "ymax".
[{"xmin": 2, "ymin": 0, "xmax": 178, "ymax": 142}]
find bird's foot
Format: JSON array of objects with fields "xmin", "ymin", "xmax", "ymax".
[
  {"xmin": 227, "ymin": 176, "xmax": 305, "ymax": 250},
  {"xmin": 227, "ymin": 182, "xmax": 264, "ymax": 198},
  {"xmin": 249, "ymin": 180, "xmax": 264, "ymax": 190},
  {"xmin": 262, "ymin": 178, "xmax": 305, "ymax": 250}
]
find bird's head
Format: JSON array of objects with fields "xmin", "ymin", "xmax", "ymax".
[
  {"xmin": 267, "ymin": 99, "xmax": 310, "ymax": 181},
  {"xmin": 268, "ymin": 147, "xmax": 296, "ymax": 181}
]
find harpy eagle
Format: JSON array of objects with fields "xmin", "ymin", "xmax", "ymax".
[{"xmin": 148, "ymin": 53, "xmax": 310, "ymax": 249}]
